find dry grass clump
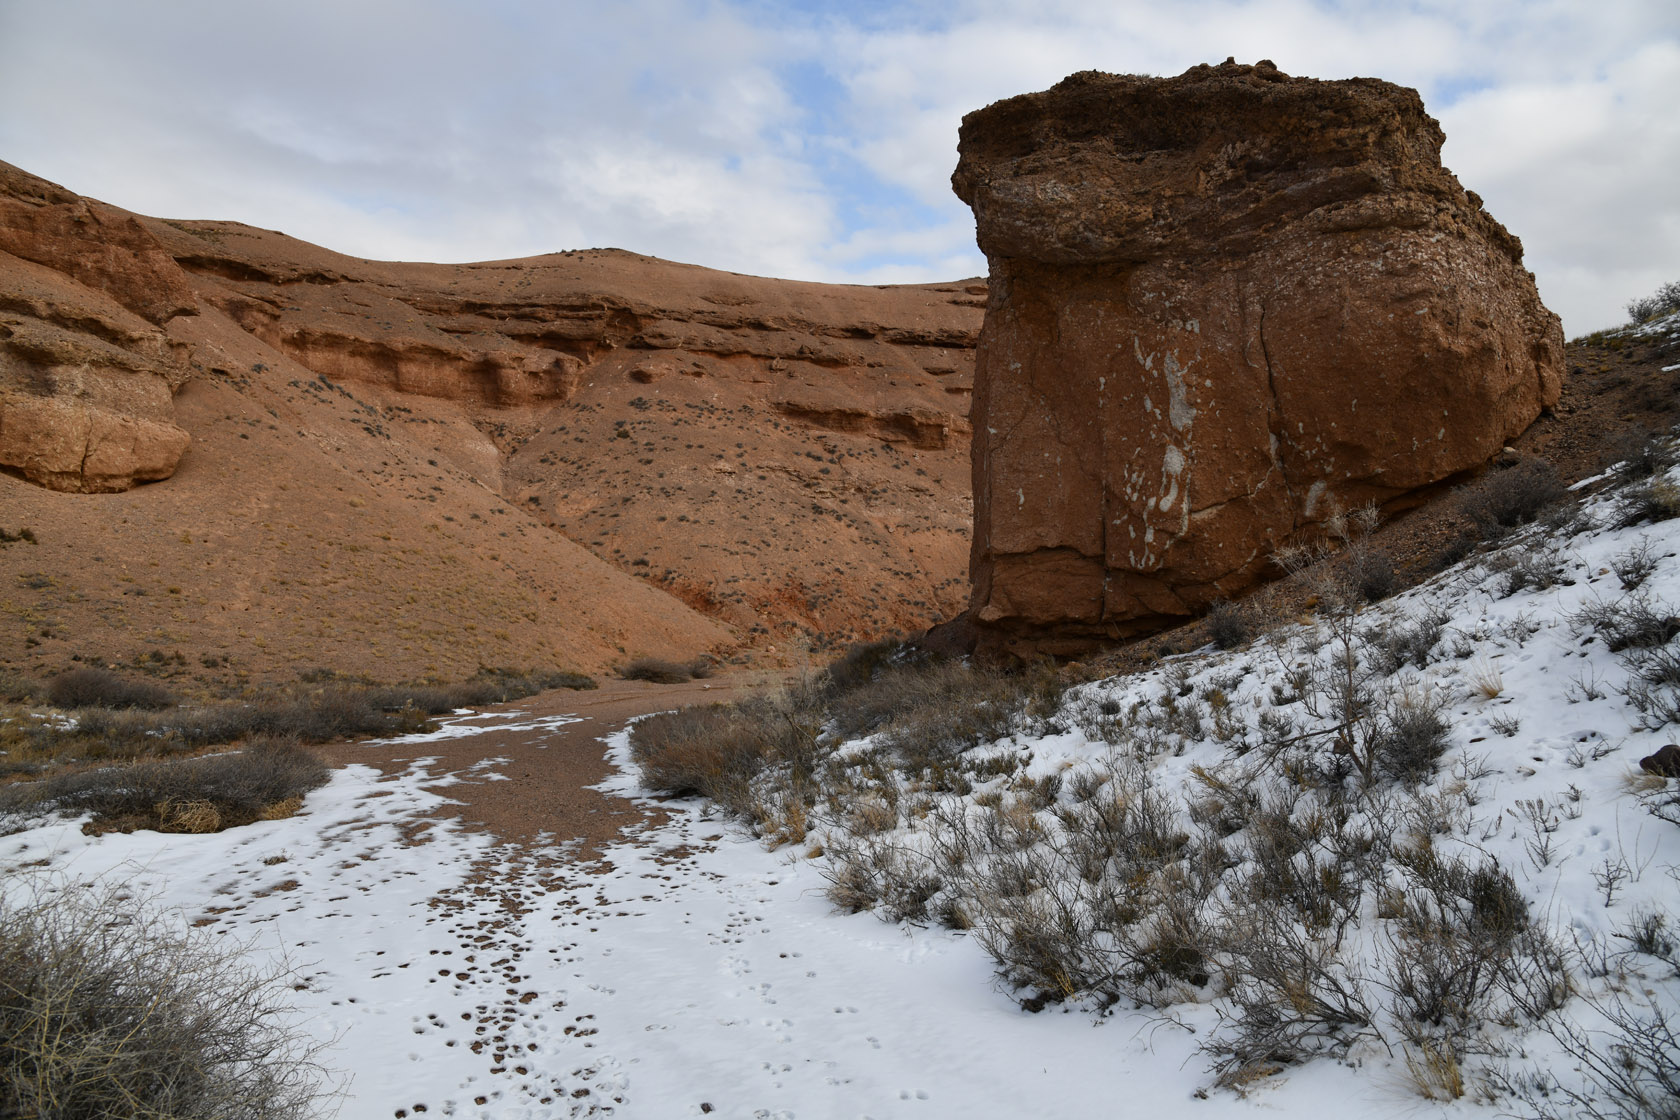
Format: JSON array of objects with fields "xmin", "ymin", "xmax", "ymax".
[
  {"xmin": 1457, "ymin": 458, "xmax": 1568, "ymax": 539},
  {"xmin": 618, "ymin": 657, "xmax": 716, "ymax": 684},
  {"xmin": 0, "ymin": 737, "xmax": 330, "ymax": 833},
  {"xmin": 47, "ymin": 668, "xmax": 175, "ymax": 711},
  {"xmin": 629, "ymin": 683, "xmax": 825, "ymax": 827},
  {"xmin": 0, "ymin": 876, "xmax": 334, "ymax": 1119}
]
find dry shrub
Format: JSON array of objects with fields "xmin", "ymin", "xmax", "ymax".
[
  {"xmin": 1457, "ymin": 459, "xmax": 1567, "ymax": 539},
  {"xmin": 1516, "ymin": 977, "xmax": 1680, "ymax": 1119},
  {"xmin": 629, "ymin": 684, "xmax": 824, "ymax": 822},
  {"xmin": 1627, "ymin": 279, "xmax": 1680, "ymax": 324},
  {"xmin": 1365, "ymin": 609, "xmax": 1448, "ymax": 675},
  {"xmin": 0, "ymin": 669, "xmax": 41, "ymax": 703},
  {"xmin": 620, "ymin": 657, "xmax": 694, "ymax": 684},
  {"xmin": 1206, "ymin": 601, "xmax": 1249, "ymax": 650},
  {"xmin": 1571, "ymin": 591, "xmax": 1680, "ymax": 732},
  {"xmin": 1207, "ymin": 901, "xmax": 1377, "ymax": 1077},
  {"xmin": 1376, "ymin": 687, "xmax": 1452, "ymax": 785},
  {"xmin": 629, "ymin": 704, "xmax": 765, "ymax": 801},
  {"xmin": 823, "ymin": 637, "xmax": 905, "ymax": 695},
  {"xmin": 820, "ymin": 839, "xmax": 942, "ymax": 923},
  {"xmin": 1487, "ymin": 542, "xmax": 1569, "ymax": 596},
  {"xmin": 1616, "ymin": 477, "xmax": 1680, "ymax": 528},
  {"xmin": 1383, "ymin": 845, "xmax": 1568, "ymax": 1041},
  {"xmin": 962, "ymin": 763, "xmax": 1212, "ymax": 1009},
  {"xmin": 847, "ymin": 662, "xmax": 1037, "ymax": 771},
  {"xmin": 22, "ymin": 693, "xmax": 430, "ymax": 766},
  {"xmin": 47, "ymin": 668, "xmax": 174, "ymax": 711},
  {"xmin": 0, "ymin": 737, "xmax": 330, "ymax": 833},
  {"xmin": 367, "ymin": 667, "xmax": 595, "ymax": 710},
  {"xmin": 0, "ymin": 876, "xmax": 334, "ymax": 1119},
  {"xmin": 1354, "ymin": 549, "xmax": 1398, "ymax": 603}
]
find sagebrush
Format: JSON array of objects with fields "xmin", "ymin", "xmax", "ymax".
[{"xmin": 0, "ymin": 876, "xmax": 336, "ymax": 1119}]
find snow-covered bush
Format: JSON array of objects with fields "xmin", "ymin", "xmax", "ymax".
[
  {"xmin": 1627, "ymin": 278, "xmax": 1680, "ymax": 325},
  {"xmin": 0, "ymin": 876, "xmax": 334, "ymax": 1119}
]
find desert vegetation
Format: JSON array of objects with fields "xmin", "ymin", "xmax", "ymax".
[
  {"xmin": 618, "ymin": 656, "xmax": 716, "ymax": 684},
  {"xmin": 1, "ymin": 875, "xmax": 335, "ymax": 1119},
  {"xmin": 631, "ymin": 428, "xmax": 1680, "ymax": 1106},
  {"xmin": 0, "ymin": 665, "xmax": 595, "ymax": 833},
  {"xmin": 1627, "ymin": 278, "xmax": 1680, "ymax": 326}
]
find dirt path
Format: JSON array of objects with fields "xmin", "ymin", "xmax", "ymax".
[{"xmin": 316, "ymin": 672, "xmax": 783, "ymax": 856}]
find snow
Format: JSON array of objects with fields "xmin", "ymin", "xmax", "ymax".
[
  {"xmin": 1, "ymin": 743, "xmax": 1282, "ymax": 1119},
  {"xmin": 5, "ymin": 460, "xmax": 1680, "ymax": 1118}
]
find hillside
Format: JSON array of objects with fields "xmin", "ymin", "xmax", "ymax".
[{"xmin": 0, "ymin": 162, "xmax": 981, "ymax": 688}]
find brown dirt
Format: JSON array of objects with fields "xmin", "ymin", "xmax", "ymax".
[{"xmin": 314, "ymin": 671, "xmax": 786, "ymax": 856}]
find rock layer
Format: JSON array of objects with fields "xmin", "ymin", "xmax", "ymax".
[
  {"xmin": 137, "ymin": 220, "xmax": 980, "ymax": 645},
  {"xmin": 952, "ymin": 60, "xmax": 1564, "ymax": 657},
  {"xmin": 0, "ymin": 164, "xmax": 196, "ymax": 491}
]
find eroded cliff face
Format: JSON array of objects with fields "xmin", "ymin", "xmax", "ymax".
[
  {"xmin": 952, "ymin": 60, "xmax": 1564, "ymax": 658},
  {"xmin": 0, "ymin": 160, "xmax": 983, "ymax": 676},
  {"xmin": 0, "ymin": 163, "xmax": 196, "ymax": 492},
  {"xmin": 135, "ymin": 220, "xmax": 981, "ymax": 644}
]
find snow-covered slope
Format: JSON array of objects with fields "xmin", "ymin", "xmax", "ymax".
[{"xmin": 3, "ymin": 442, "xmax": 1676, "ymax": 1119}]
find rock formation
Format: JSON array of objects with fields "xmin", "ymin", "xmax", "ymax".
[
  {"xmin": 137, "ymin": 218, "xmax": 980, "ymax": 645},
  {"xmin": 0, "ymin": 161, "xmax": 981, "ymax": 679},
  {"xmin": 0, "ymin": 163, "xmax": 196, "ymax": 491},
  {"xmin": 952, "ymin": 60, "xmax": 1564, "ymax": 657}
]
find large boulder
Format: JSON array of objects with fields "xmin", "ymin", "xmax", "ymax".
[{"xmin": 952, "ymin": 60, "xmax": 1564, "ymax": 658}]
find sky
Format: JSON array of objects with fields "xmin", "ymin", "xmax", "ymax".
[{"xmin": 1, "ymin": 0, "xmax": 1676, "ymax": 336}]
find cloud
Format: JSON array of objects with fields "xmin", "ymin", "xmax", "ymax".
[
  {"xmin": 0, "ymin": 0, "xmax": 1676, "ymax": 333},
  {"xmin": 1440, "ymin": 39, "xmax": 1680, "ymax": 330}
]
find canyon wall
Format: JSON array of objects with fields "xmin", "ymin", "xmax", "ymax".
[{"xmin": 0, "ymin": 160, "xmax": 982, "ymax": 678}]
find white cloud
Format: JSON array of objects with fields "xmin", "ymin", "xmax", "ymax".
[
  {"xmin": 0, "ymin": 0, "xmax": 1675, "ymax": 333},
  {"xmin": 1440, "ymin": 39, "xmax": 1680, "ymax": 331}
]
